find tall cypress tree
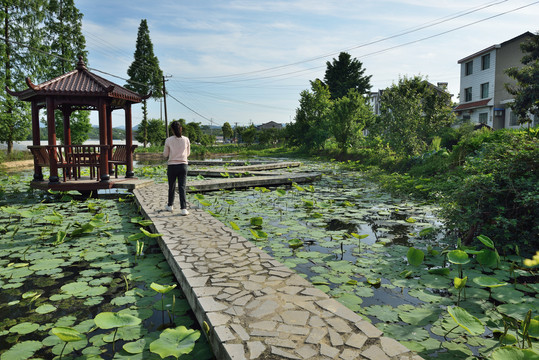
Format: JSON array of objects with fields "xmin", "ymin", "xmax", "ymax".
[
  {"xmin": 0, "ymin": 0, "xmax": 48, "ymax": 154},
  {"xmin": 44, "ymin": 0, "xmax": 91, "ymax": 145},
  {"xmin": 323, "ymin": 52, "xmax": 372, "ymax": 99},
  {"xmin": 126, "ymin": 19, "xmax": 163, "ymax": 147}
]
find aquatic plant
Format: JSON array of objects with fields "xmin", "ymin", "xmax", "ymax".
[{"xmin": 94, "ymin": 312, "xmax": 142, "ymax": 352}]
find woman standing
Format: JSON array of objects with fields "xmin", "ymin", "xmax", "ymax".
[{"xmin": 163, "ymin": 121, "xmax": 190, "ymax": 215}]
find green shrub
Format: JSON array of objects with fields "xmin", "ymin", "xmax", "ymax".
[{"xmin": 440, "ymin": 128, "xmax": 538, "ymax": 251}]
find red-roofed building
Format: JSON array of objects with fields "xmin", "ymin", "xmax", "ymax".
[{"xmin": 455, "ymin": 32, "xmax": 537, "ymax": 129}]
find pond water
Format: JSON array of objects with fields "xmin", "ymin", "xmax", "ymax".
[
  {"xmin": 1, "ymin": 158, "xmax": 537, "ymax": 360},
  {"xmin": 0, "ymin": 174, "xmax": 214, "ymax": 360},
  {"xmin": 185, "ymin": 159, "xmax": 538, "ymax": 359}
]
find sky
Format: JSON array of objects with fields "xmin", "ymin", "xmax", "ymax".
[{"xmin": 75, "ymin": 0, "xmax": 539, "ymax": 128}]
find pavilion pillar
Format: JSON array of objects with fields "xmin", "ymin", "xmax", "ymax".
[
  {"xmin": 31, "ymin": 101, "xmax": 43, "ymax": 181},
  {"xmin": 46, "ymin": 97, "xmax": 59, "ymax": 183},
  {"xmin": 62, "ymin": 107, "xmax": 72, "ymax": 146},
  {"xmin": 124, "ymin": 104, "xmax": 134, "ymax": 178},
  {"xmin": 98, "ymin": 98, "xmax": 110, "ymax": 182},
  {"xmin": 107, "ymin": 105, "xmax": 113, "ymax": 175}
]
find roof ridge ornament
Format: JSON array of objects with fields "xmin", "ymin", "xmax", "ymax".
[
  {"xmin": 26, "ymin": 77, "xmax": 40, "ymax": 90},
  {"xmin": 76, "ymin": 55, "xmax": 87, "ymax": 71}
]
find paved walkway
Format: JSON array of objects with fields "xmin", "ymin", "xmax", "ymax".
[{"xmin": 134, "ymin": 182, "xmax": 422, "ymax": 360}]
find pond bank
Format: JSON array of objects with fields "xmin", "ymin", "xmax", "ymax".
[{"xmin": 134, "ymin": 181, "xmax": 422, "ymax": 360}]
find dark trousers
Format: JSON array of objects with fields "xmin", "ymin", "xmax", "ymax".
[{"xmin": 167, "ymin": 164, "xmax": 188, "ymax": 209}]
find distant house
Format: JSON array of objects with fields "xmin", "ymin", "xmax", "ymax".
[
  {"xmin": 454, "ymin": 31, "xmax": 538, "ymax": 129},
  {"xmin": 258, "ymin": 121, "xmax": 283, "ymax": 130}
]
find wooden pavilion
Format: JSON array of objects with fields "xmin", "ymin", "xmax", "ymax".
[{"xmin": 6, "ymin": 56, "xmax": 149, "ymax": 191}]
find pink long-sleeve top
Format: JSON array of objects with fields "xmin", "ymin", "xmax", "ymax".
[{"xmin": 163, "ymin": 135, "xmax": 191, "ymax": 165}]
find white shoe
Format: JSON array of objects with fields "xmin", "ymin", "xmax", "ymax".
[
  {"xmin": 165, "ymin": 205, "xmax": 174, "ymax": 212},
  {"xmin": 180, "ymin": 209, "xmax": 189, "ymax": 216}
]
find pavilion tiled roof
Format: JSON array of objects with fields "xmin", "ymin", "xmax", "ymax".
[{"xmin": 7, "ymin": 57, "xmax": 148, "ymax": 103}]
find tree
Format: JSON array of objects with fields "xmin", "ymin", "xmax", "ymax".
[
  {"xmin": 43, "ymin": 0, "xmax": 91, "ymax": 145},
  {"xmin": 505, "ymin": 32, "xmax": 539, "ymax": 126},
  {"xmin": 0, "ymin": 0, "xmax": 48, "ymax": 153},
  {"xmin": 371, "ymin": 75, "xmax": 455, "ymax": 156},
  {"xmin": 241, "ymin": 124, "xmax": 257, "ymax": 145},
  {"xmin": 146, "ymin": 118, "xmax": 166, "ymax": 146},
  {"xmin": 222, "ymin": 122, "xmax": 233, "ymax": 142},
  {"xmin": 323, "ymin": 52, "xmax": 372, "ymax": 99},
  {"xmin": 126, "ymin": 19, "xmax": 163, "ymax": 147},
  {"xmin": 330, "ymin": 89, "xmax": 373, "ymax": 151},
  {"xmin": 287, "ymin": 80, "xmax": 332, "ymax": 150}
]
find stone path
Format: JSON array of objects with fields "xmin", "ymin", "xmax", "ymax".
[{"xmin": 133, "ymin": 182, "xmax": 422, "ymax": 360}]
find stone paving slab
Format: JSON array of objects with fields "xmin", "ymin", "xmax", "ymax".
[{"xmin": 133, "ymin": 182, "xmax": 423, "ymax": 360}]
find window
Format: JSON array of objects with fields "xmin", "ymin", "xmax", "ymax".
[
  {"xmin": 479, "ymin": 113, "xmax": 488, "ymax": 124},
  {"xmin": 481, "ymin": 83, "xmax": 489, "ymax": 99},
  {"xmin": 464, "ymin": 87, "xmax": 472, "ymax": 102},
  {"xmin": 481, "ymin": 53, "xmax": 490, "ymax": 70},
  {"xmin": 510, "ymin": 111, "xmax": 519, "ymax": 126},
  {"xmin": 465, "ymin": 61, "xmax": 473, "ymax": 76}
]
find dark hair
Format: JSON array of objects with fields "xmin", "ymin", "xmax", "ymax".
[{"xmin": 170, "ymin": 121, "xmax": 182, "ymax": 137}]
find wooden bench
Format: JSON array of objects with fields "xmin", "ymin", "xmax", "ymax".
[
  {"xmin": 109, "ymin": 145, "xmax": 137, "ymax": 178},
  {"xmin": 28, "ymin": 146, "xmax": 74, "ymax": 182}
]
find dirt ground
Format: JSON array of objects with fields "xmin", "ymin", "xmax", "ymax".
[{"xmin": 0, "ymin": 159, "xmax": 34, "ymax": 171}]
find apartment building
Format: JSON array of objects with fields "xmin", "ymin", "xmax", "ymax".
[{"xmin": 454, "ymin": 32, "xmax": 535, "ymax": 129}]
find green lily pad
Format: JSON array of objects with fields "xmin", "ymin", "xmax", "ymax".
[
  {"xmin": 407, "ymin": 247, "xmax": 424, "ymax": 266},
  {"xmin": 473, "ymin": 276, "xmax": 508, "ymax": 288},
  {"xmin": 123, "ymin": 338, "xmax": 146, "ymax": 354},
  {"xmin": 447, "ymin": 250, "xmax": 470, "ymax": 265},
  {"xmin": 0, "ymin": 340, "xmax": 42, "ymax": 360},
  {"xmin": 51, "ymin": 327, "xmax": 86, "ymax": 342},
  {"xmin": 491, "ymin": 346, "xmax": 539, "ymax": 360},
  {"xmin": 149, "ymin": 326, "xmax": 201, "ymax": 359},
  {"xmin": 94, "ymin": 312, "xmax": 142, "ymax": 329},
  {"xmin": 336, "ymin": 293, "xmax": 363, "ymax": 311},
  {"xmin": 447, "ymin": 306, "xmax": 484, "ymax": 335},
  {"xmin": 35, "ymin": 304, "xmax": 56, "ymax": 314},
  {"xmin": 399, "ymin": 306, "xmax": 442, "ymax": 326},
  {"xmin": 376, "ymin": 323, "xmax": 429, "ymax": 341},
  {"xmin": 497, "ymin": 303, "xmax": 536, "ymax": 321},
  {"xmin": 491, "ymin": 287, "xmax": 524, "ymax": 304},
  {"xmin": 363, "ymin": 305, "xmax": 399, "ymax": 322},
  {"xmin": 9, "ymin": 322, "xmax": 39, "ymax": 335},
  {"xmin": 476, "ymin": 249, "xmax": 499, "ymax": 267}
]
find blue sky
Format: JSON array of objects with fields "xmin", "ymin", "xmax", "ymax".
[{"xmin": 76, "ymin": 0, "xmax": 539, "ymax": 128}]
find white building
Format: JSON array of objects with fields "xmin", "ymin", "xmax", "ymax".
[{"xmin": 454, "ymin": 32, "xmax": 537, "ymax": 129}]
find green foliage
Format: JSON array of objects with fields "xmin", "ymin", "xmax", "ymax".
[
  {"xmin": 147, "ymin": 118, "xmax": 166, "ymax": 146},
  {"xmin": 330, "ymin": 89, "xmax": 372, "ymax": 151},
  {"xmin": 221, "ymin": 122, "xmax": 233, "ymax": 141},
  {"xmin": 323, "ymin": 52, "xmax": 372, "ymax": 99},
  {"xmin": 370, "ymin": 75, "xmax": 455, "ymax": 156},
  {"xmin": 126, "ymin": 19, "xmax": 163, "ymax": 147},
  {"xmin": 287, "ymin": 79, "xmax": 332, "ymax": 151},
  {"xmin": 440, "ymin": 128, "xmax": 538, "ymax": 248}
]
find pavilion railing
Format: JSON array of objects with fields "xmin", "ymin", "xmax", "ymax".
[{"xmin": 29, "ymin": 145, "xmax": 110, "ymax": 182}]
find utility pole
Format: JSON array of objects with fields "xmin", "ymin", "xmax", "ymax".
[{"xmin": 162, "ymin": 75, "xmax": 172, "ymax": 137}]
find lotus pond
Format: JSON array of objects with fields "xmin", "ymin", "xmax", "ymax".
[
  {"xmin": 1, "ymin": 159, "xmax": 538, "ymax": 360},
  {"xmin": 0, "ymin": 172, "xmax": 214, "ymax": 359},
  {"xmin": 179, "ymin": 160, "xmax": 537, "ymax": 360}
]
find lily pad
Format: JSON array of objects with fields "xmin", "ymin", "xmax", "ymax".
[
  {"xmin": 473, "ymin": 276, "xmax": 508, "ymax": 288},
  {"xmin": 0, "ymin": 340, "xmax": 42, "ymax": 360},
  {"xmin": 51, "ymin": 327, "xmax": 86, "ymax": 342},
  {"xmin": 447, "ymin": 306, "xmax": 484, "ymax": 336},
  {"xmin": 399, "ymin": 306, "xmax": 442, "ymax": 326},
  {"xmin": 335, "ymin": 293, "xmax": 363, "ymax": 311},
  {"xmin": 149, "ymin": 326, "xmax": 201, "ymax": 359},
  {"xmin": 123, "ymin": 338, "xmax": 146, "ymax": 354},
  {"xmin": 35, "ymin": 304, "xmax": 57, "ymax": 314},
  {"xmin": 9, "ymin": 322, "xmax": 40, "ymax": 335},
  {"xmin": 491, "ymin": 346, "xmax": 539, "ymax": 360},
  {"xmin": 94, "ymin": 312, "xmax": 142, "ymax": 329}
]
